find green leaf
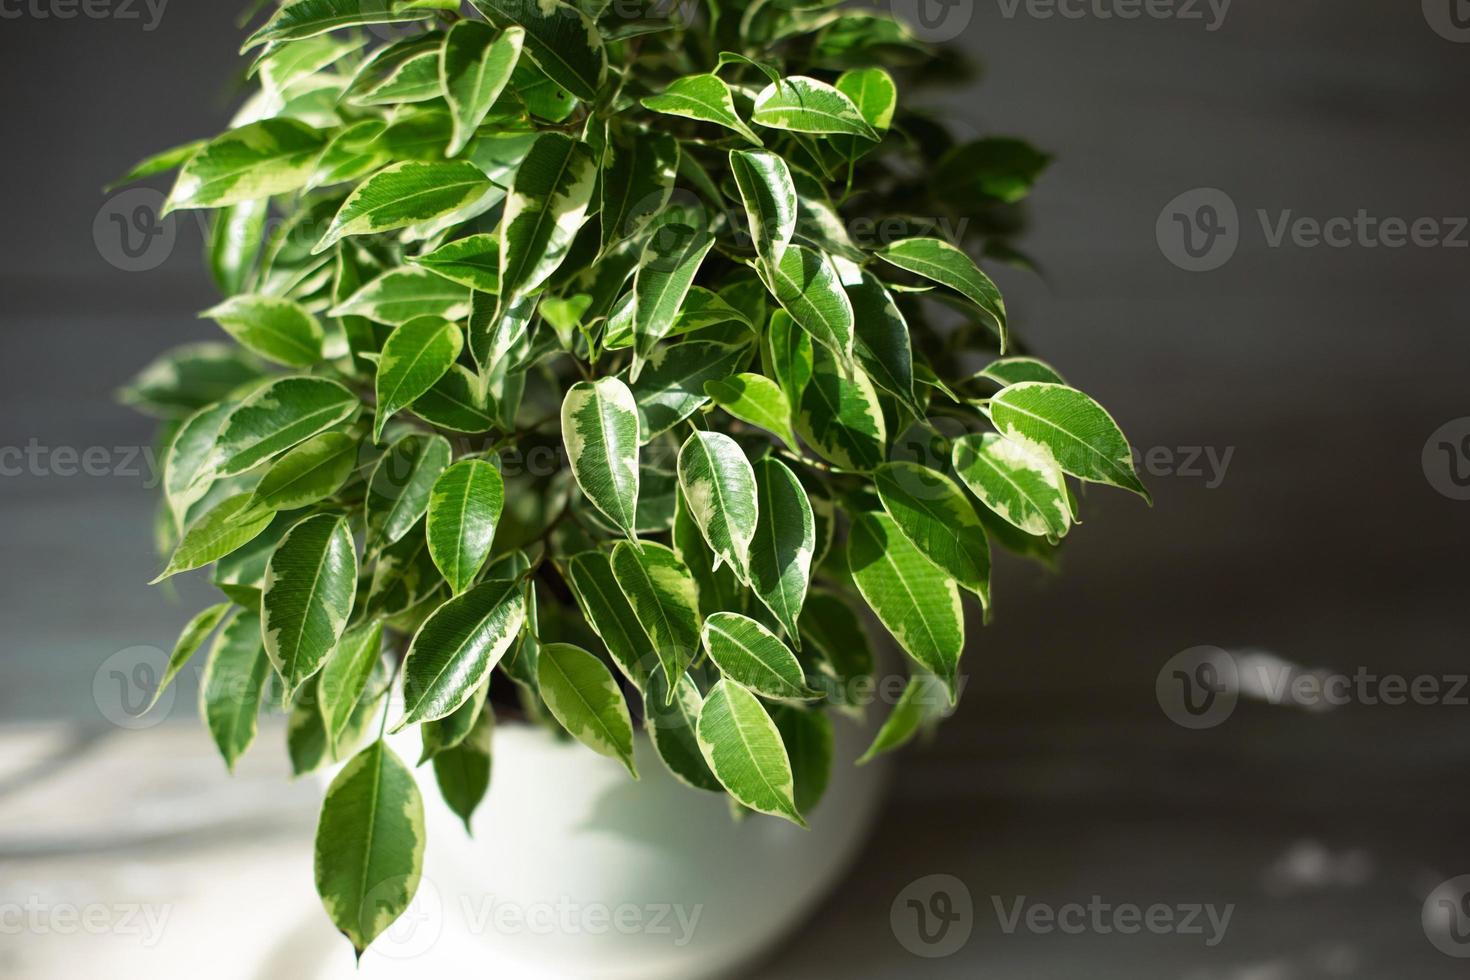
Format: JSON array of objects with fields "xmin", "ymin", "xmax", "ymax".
[
  {"xmin": 315, "ymin": 162, "xmax": 494, "ymax": 254},
  {"xmin": 751, "ymin": 77, "xmax": 877, "ymax": 139},
  {"xmin": 562, "ymin": 377, "xmax": 641, "ymax": 539},
  {"xmin": 537, "ymin": 642, "xmax": 637, "ymax": 777},
  {"xmin": 951, "ymin": 432, "xmax": 1071, "ymax": 538},
  {"xmin": 565, "ymin": 550, "xmax": 655, "ymax": 689},
  {"xmin": 419, "ymin": 677, "xmax": 488, "ymax": 764},
  {"xmin": 366, "ymin": 434, "xmax": 453, "ymax": 548},
  {"xmin": 696, "ymin": 679, "xmax": 804, "ymax": 826},
  {"xmin": 835, "ymin": 67, "xmax": 896, "ymax": 133},
  {"xmin": 874, "ymin": 462, "xmax": 992, "ymax": 605},
  {"xmin": 676, "ymin": 430, "xmax": 758, "ymax": 577},
  {"xmin": 797, "ymin": 590, "xmax": 874, "ymax": 709},
  {"xmin": 747, "ymin": 457, "xmax": 815, "ymax": 643},
  {"xmin": 643, "ymin": 670, "xmax": 721, "ymax": 791},
  {"xmin": 631, "ymin": 210, "xmax": 717, "ymax": 378},
  {"xmin": 858, "ymin": 671, "xmax": 951, "ymax": 764},
  {"xmin": 397, "ymin": 579, "xmax": 526, "ymax": 727},
  {"xmin": 163, "ymin": 403, "xmax": 235, "ymax": 534},
  {"xmin": 119, "ymin": 342, "xmax": 264, "ymax": 419},
  {"xmin": 600, "ymin": 130, "xmax": 679, "ymax": 249},
  {"xmin": 209, "ymin": 200, "xmax": 268, "ymax": 297},
  {"xmin": 106, "ymin": 139, "xmax": 204, "ymax": 192},
  {"xmin": 875, "ymin": 237, "xmax": 1008, "ymax": 352},
  {"xmin": 373, "ymin": 316, "xmax": 463, "ymax": 441},
  {"xmin": 426, "ymin": 459, "xmax": 504, "ymax": 594},
  {"xmin": 766, "ymin": 309, "xmax": 812, "ymax": 405},
  {"xmin": 355, "ymin": 49, "xmax": 445, "ymax": 105},
  {"xmin": 847, "ymin": 511, "xmax": 962, "ymax": 699},
  {"xmin": 988, "ymin": 382, "xmax": 1150, "ymax": 501},
  {"xmin": 319, "ymin": 620, "xmax": 385, "ymax": 750},
  {"xmin": 498, "ymin": 133, "xmax": 597, "ymax": 303},
  {"xmin": 262, "ymin": 513, "xmax": 358, "ymax": 698},
  {"xmin": 628, "ymin": 340, "xmax": 753, "ymax": 440},
  {"xmin": 703, "ymin": 612, "xmax": 819, "ymax": 701},
  {"xmin": 704, "ymin": 373, "xmax": 799, "ymax": 452},
  {"xmin": 432, "ymin": 704, "xmax": 493, "ymax": 833},
  {"xmin": 165, "ymin": 119, "xmax": 328, "ymax": 212},
  {"xmin": 245, "ymin": 0, "xmax": 433, "ymax": 50},
  {"xmin": 773, "ymin": 706, "xmax": 833, "ymax": 814},
  {"xmin": 842, "ymin": 265, "xmax": 919, "ymax": 415},
  {"xmin": 330, "ymin": 267, "xmax": 473, "ymax": 325},
  {"xmin": 729, "ymin": 149, "xmax": 797, "ymax": 270},
  {"xmin": 251, "ymin": 432, "xmax": 358, "ymax": 512},
  {"xmin": 468, "ymin": 288, "xmax": 535, "ymax": 374},
  {"xmin": 769, "ymin": 245, "xmax": 854, "ymax": 358},
  {"xmin": 934, "ymin": 137, "xmax": 1052, "ymax": 205},
  {"xmin": 200, "ymin": 609, "xmax": 272, "ymax": 772},
  {"xmin": 207, "ymin": 376, "xmax": 360, "ymax": 479},
  {"xmin": 152, "ymin": 493, "xmax": 274, "ymax": 583},
  {"xmin": 610, "ymin": 541, "xmax": 701, "ymax": 698},
  {"xmin": 413, "ymin": 233, "xmax": 501, "ymax": 292},
  {"xmin": 150, "ymin": 601, "xmax": 232, "ymax": 711},
  {"xmin": 469, "ymin": 0, "xmax": 606, "ymax": 102},
  {"xmin": 442, "ymin": 22, "xmax": 525, "ymax": 156},
  {"xmin": 796, "ymin": 346, "xmax": 887, "ymax": 472},
  {"xmin": 640, "ymin": 74, "xmax": 762, "ymax": 146},
  {"xmin": 975, "ymin": 356, "xmax": 1066, "ymax": 388},
  {"xmin": 412, "ymin": 364, "xmax": 497, "ymax": 433},
  {"xmin": 314, "ymin": 739, "xmax": 426, "ymax": 958}
]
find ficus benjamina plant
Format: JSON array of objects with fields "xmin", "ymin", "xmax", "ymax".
[{"xmin": 114, "ymin": 0, "xmax": 1149, "ymax": 958}]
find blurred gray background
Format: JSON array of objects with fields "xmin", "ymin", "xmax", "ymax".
[{"xmin": 1, "ymin": 0, "xmax": 1468, "ymax": 976}]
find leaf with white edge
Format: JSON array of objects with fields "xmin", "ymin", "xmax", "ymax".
[
  {"xmin": 951, "ymin": 432, "xmax": 1071, "ymax": 538},
  {"xmin": 766, "ymin": 308, "xmax": 812, "ymax": 405},
  {"xmin": 208, "ymin": 376, "xmax": 360, "ymax": 479},
  {"xmin": 469, "ymin": 0, "xmax": 606, "ymax": 101},
  {"xmin": 643, "ymin": 670, "xmax": 721, "ymax": 791},
  {"xmin": 729, "ymin": 149, "xmax": 796, "ymax": 270},
  {"xmin": 988, "ymin": 382, "xmax": 1150, "ymax": 501},
  {"xmin": 769, "ymin": 245, "xmax": 853, "ymax": 359},
  {"xmin": 600, "ymin": 129, "xmax": 679, "ymax": 249},
  {"xmin": 562, "ymin": 378, "xmax": 640, "ymax": 539},
  {"xmin": 747, "ymin": 457, "xmax": 814, "ymax": 644},
  {"xmin": 704, "ymin": 374, "xmax": 799, "ymax": 452},
  {"xmin": 200, "ymin": 294, "xmax": 324, "ymax": 368},
  {"xmin": 366, "ymin": 434, "xmax": 453, "ymax": 549},
  {"xmin": 413, "ymin": 364, "xmax": 497, "ymax": 434},
  {"xmin": 610, "ymin": 541, "xmax": 701, "ymax": 698},
  {"xmin": 412, "ymin": 234, "xmax": 500, "ymax": 292},
  {"xmin": 441, "ymin": 22, "xmax": 524, "ymax": 156},
  {"xmin": 396, "ymin": 578, "xmax": 525, "ymax": 727},
  {"xmin": 537, "ymin": 643, "xmax": 637, "ymax": 777},
  {"xmin": 419, "ymin": 676, "xmax": 487, "ymax": 764},
  {"xmin": 119, "ymin": 341, "xmax": 265, "ymax": 419},
  {"xmin": 427, "ymin": 459, "xmax": 504, "ymax": 594},
  {"xmin": 751, "ymin": 76, "xmax": 877, "ymax": 139},
  {"xmin": 330, "ymin": 268, "xmax": 473, "ymax": 326},
  {"xmin": 848, "ymin": 510, "xmax": 963, "ymax": 700},
  {"xmin": 835, "ymin": 67, "xmax": 896, "ymax": 133},
  {"xmin": 975, "ymin": 356, "xmax": 1065, "ymax": 387},
  {"xmin": 773, "ymin": 706, "xmax": 833, "ymax": 815},
  {"xmin": 200, "ymin": 608, "xmax": 272, "ymax": 772},
  {"xmin": 355, "ymin": 49, "xmax": 444, "ymax": 105},
  {"xmin": 498, "ymin": 133, "xmax": 598, "ymax": 302},
  {"xmin": 875, "ymin": 237, "xmax": 1008, "ymax": 352},
  {"xmin": 468, "ymin": 289, "xmax": 534, "ymax": 374},
  {"xmin": 373, "ymin": 316, "xmax": 463, "ymax": 442},
  {"xmin": 262, "ymin": 514, "xmax": 358, "ymax": 698},
  {"xmin": 565, "ymin": 550, "xmax": 655, "ymax": 689},
  {"xmin": 697, "ymin": 679, "xmax": 804, "ymax": 825},
  {"xmin": 165, "ymin": 119, "xmax": 327, "ymax": 212},
  {"xmin": 631, "ymin": 210, "xmax": 716, "ymax": 378},
  {"xmin": 152, "ymin": 493, "xmax": 275, "ymax": 583},
  {"xmin": 629, "ymin": 340, "xmax": 753, "ymax": 440},
  {"xmin": 314, "ymin": 739, "xmax": 425, "ymax": 958},
  {"xmin": 640, "ymin": 74, "xmax": 762, "ymax": 146},
  {"xmin": 319, "ymin": 620, "xmax": 385, "ymax": 749},
  {"xmin": 163, "ymin": 402, "xmax": 234, "ymax": 534},
  {"xmin": 840, "ymin": 264, "xmax": 920, "ymax": 415},
  {"xmin": 251, "ymin": 432, "xmax": 358, "ymax": 512},
  {"xmin": 703, "ymin": 612, "xmax": 820, "ymax": 701},
  {"xmin": 150, "ymin": 601, "xmax": 232, "ymax": 711},
  {"xmin": 106, "ymin": 139, "xmax": 204, "ymax": 192},
  {"xmin": 245, "ymin": 0, "xmax": 433, "ymax": 50},
  {"xmin": 875, "ymin": 462, "xmax": 991, "ymax": 606},
  {"xmin": 796, "ymin": 346, "xmax": 886, "ymax": 472},
  {"xmin": 858, "ymin": 671, "xmax": 951, "ymax": 764},
  {"xmin": 676, "ymin": 430, "xmax": 758, "ymax": 576},
  {"xmin": 315, "ymin": 162, "xmax": 493, "ymax": 254},
  {"xmin": 432, "ymin": 704, "xmax": 493, "ymax": 833}
]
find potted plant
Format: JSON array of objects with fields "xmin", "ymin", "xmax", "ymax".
[{"xmin": 116, "ymin": 0, "xmax": 1148, "ymax": 972}]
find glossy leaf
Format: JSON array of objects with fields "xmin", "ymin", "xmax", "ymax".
[
  {"xmin": 498, "ymin": 133, "xmax": 598, "ymax": 302},
  {"xmin": 729, "ymin": 149, "xmax": 796, "ymax": 270},
  {"xmin": 697, "ymin": 679, "xmax": 804, "ymax": 826},
  {"xmin": 751, "ymin": 76, "xmax": 877, "ymax": 139},
  {"xmin": 988, "ymin": 382, "xmax": 1150, "ymax": 500},
  {"xmin": 469, "ymin": 0, "xmax": 606, "ymax": 102},
  {"xmin": 426, "ymin": 459, "xmax": 504, "ymax": 594},
  {"xmin": 704, "ymin": 373, "xmax": 799, "ymax": 452},
  {"xmin": 537, "ymin": 642, "xmax": 637, "ymax": 777},
  {"xmin": 331, "ymin": 268, "xmax": 473, "ymax": 326},
  {"xmin": 676, "ymin": 430, "xmax": 758, "ymax": 577},
  {"xmin": 262, "ymin": 513, "xmax": 358, "ymax": 698},
  {"xmin": 200, "ymin": 609, "xmax": 272, "ymax": 772},
  {"xmin": 643, "ymin": 670, "xmax": 721, "ymax": 791},
  {"xmin": 875, "ymin": 462, "xmax": 992, "ymax": 605},
  {"xmin": 319, "ymin": 620, "xmax": 385, "ymax": 750},
  {"xmin": 562, "ymin": 377, "xmax": 641, "ymax": 539},
  {"xmin": 600, "ymin": 130, "xmax": 679, "ymax": 248},
  {"xmin": 200, "ymin": 295, "xmax": 324, "ymax": 368},
  {"xmin": 245, "ymin": 0, "xmax": 433, "ymax": 50},
  {"xmin": 641, "ymin": 74, "xmax": 762, "ymax": 145},
  {"xmin": 610, "ymin": 541, "xmax": 701, "ymax": 697},
  {"xmin": 952, "ymin": 432, "xmax": 1071, "ymax": 538},
  {"xmin": 165, "ymin": 119, "xmax": 327, "ymax": 212},
  {"xmin": 396, "ymin": 579, "xmax": 525, "ymax": 727},
  {"xmin": 442, "ymin": 22, "xmax": 524, "ymax": 157},
  {"xmin": 207, "ymin": 376, "xmax": 359, "ymax": 479},
  {"xmin": 152, "ymin": 492, "xmax": 274, "ymax": 582},
  {"xmin": 316, "ymin": 162, "xmax": 494, "ymax": 253},
  {"xmin": 747, "ymin": 457, "xmax": 814, "ymax": 643},
  {"xmin": 702, "ymin": 612, "xmax": 819, "ymax": 701},
  {"xmin": 875, "ymin": 238, "xmax": 1008, "ymax": 351},
  {"xmin": 251, "ymin": 431, "xmax": 357, "ymax": 512},
  {"xmin": 150, "ymin": 601, "xmax": 232, "ymax": 711},
  {"xmin": 769, "ymin": 245, "xmax": 853, "ymax": 358},
  {"xmin": 632, "ymin": 211, "xmax": 716, "ymax": 378},
  {"xmin": 565, "ymin": 550, "xmax": 655, "ymax": 689},
  {"xmin": 373, "ymin": 316, "xmax": 463, "ymax": 441},
  {"xmin": 366, "ymin": 434, "xmax": 453, "ymax": 548},
  {"xmin": 796, "ymin": 346, "xmax": 886, "ymax": 472},
  {"xmin": 432, "ymin": 704, "xmax": 493, "ymax": 833}
]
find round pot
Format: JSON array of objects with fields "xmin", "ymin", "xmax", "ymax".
[{"xmin": 333, "ymin": 717, "xmax": 889, "ymax": 980}]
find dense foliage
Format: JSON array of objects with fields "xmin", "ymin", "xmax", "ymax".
[{"xmin": 117, "ymin": 0, "xmax": 1147, "ymax": 957}]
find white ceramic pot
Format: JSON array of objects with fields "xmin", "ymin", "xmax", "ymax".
[{"xmin": 332, "ymin": 717, "xmax": 888, "ymax": 980}]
